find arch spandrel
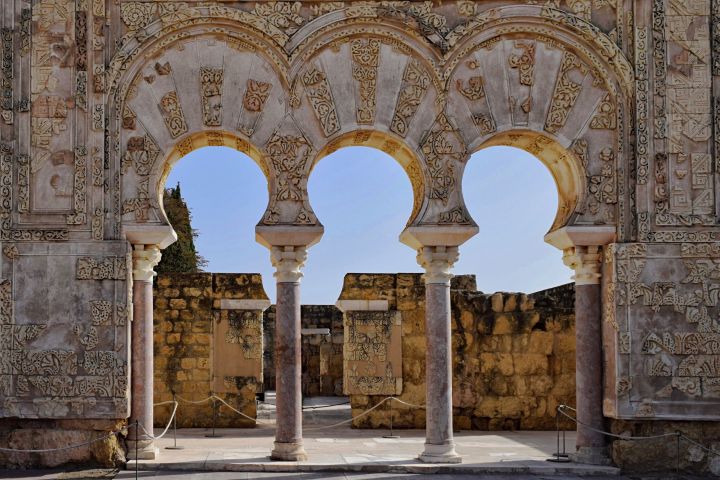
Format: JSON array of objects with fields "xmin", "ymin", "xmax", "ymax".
[
  {"xmin": 287, "ymin": 31, "xmax": 443, "ymax": 156},
  {"xmin": 114, "ymin": 28, "xmax": 285, "ymax": 229},
  {"xmin": 443, "ymin": 9, "xmax": 628, "ymax": 236}
]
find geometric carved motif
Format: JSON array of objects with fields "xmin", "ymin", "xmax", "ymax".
[
  {"xmin": 76, "ymin": 257, "xmax": 127, "ymax": 280},
  {"xmin": 302, "ymin": 65, "xmax": 340, "ymax": 137},
  {"xmin": 343, "ymin": 310, "xmax": 402, "ymax": 396},
  {"xmin": 390, "ymin": 59, "xmax": 430, "ymax": 137},
  {"xmin": 545, "ymin": 51, "xmax": 587, "ymax": 134},
  {"xmin": 350, "ymin": 38, "xmax": 380, "ymax": 125},
  {"xmin": 420, "ymin": 113, "xmax": 465, "ymax": 208},
  {"xmin": 159, "ymin": 91, "xmax": 188, "ymax": 139},
  {"xmin": 200, "ymin": 67, "xmax": 223, "ymax": 127}
]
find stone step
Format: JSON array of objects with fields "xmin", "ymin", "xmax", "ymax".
[{"xmin": 127, "ymin": 460, "xmax": 621, "ymax": 476}]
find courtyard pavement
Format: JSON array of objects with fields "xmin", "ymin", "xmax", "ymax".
[
  {"xmin": 124, "ymin": 395, "xmax": 618, "ymax": 476},
  {"xmin": 1, "ymin": 397, "xmax": 706, "ymax": 479}
]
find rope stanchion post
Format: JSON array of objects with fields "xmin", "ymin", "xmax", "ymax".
[
  {"xmin": 165, "ymin": 393, "xmax": 184, "ymax": 450},
  {"xmin": 205, "ymin": 393, "xmax": 223, "ymax": 438},
  {"xmin": 383, "ymin": 397, "xmax": 399, "ymax": 439},
  {"xmin": 134, "ymin": 420, "xmax": 139, "ymax": 480},
  {"xmin": 547, "ymin": 406, "xmax": 570, "ymax": 463}
]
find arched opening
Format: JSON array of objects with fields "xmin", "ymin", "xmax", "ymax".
[
  {"xmin": 458, "ymin": 145, "xmax": 572, "ymax": 292},
  {"xmin": 452, "ymin": 144, "xmax": 578, "ymax": 436},
  {"xmin": 306, "ymin": 145, "xmax": 419, "ymax": 304},
  {"xmin": 152, "ymin": 144, "xmax": 272, "ymax": 432}
]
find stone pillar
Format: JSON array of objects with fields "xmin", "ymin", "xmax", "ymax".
[
  {"xmin": 270, "ymin": 246, "xmax": 308, "ymax": 461},
  {"xmin": 128, "ymin": 244, "xmax": 162, "ymax": 460},
  {"xmin": 563, "ymin": 245, "xmax": 609, "ymax": 465},
  {"xmin": 417, "ymin": 246, "xmax": 462, "ymax": 464}
]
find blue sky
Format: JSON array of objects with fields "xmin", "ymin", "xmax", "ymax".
[{"xmin": 165, "ymin": 145, "xmax": 572, "ymax": 304}]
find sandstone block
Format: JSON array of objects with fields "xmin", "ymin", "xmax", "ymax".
[{"xmin": 169, "ymin": 299, "xmax": 187, "ymax": 310}]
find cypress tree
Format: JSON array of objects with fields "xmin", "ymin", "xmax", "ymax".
[{"xmin": 156, "ymin": 182, "xmax": 207, "ymax": 274}]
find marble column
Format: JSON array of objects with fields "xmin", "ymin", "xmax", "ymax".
[
  {"xmin": 128, "ymin": 244, "xmax": 162, "ymax": 460},
  {"xmin": 563, "ymin": 245, "xmax": 609, "ymax": 465},
  {"xmin": 270, "ymin": 246, "xmax": 308, "ymax": 461},
  {"xmin": 417, "ymin": 246, "xmax": 462, "ymax": 464}
]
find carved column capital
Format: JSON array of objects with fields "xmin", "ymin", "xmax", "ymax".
[
  {"xmin": 563, "ymin": 245, "xmax": 602, "ymax": 285},
  {"xmin": 132, "ymin": 244, "xmax": 162, "ymax": 282},
  {"xmin": 417, "ymin": 246, "xmax": 459, "ymax": 285},
  {"xmin": 271, "ymin": 245, "xmax": 308, "ymax": 283}
]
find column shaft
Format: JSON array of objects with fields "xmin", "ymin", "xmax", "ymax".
[
  {"xmin": 574, "ymin": 283, "xmax": 606, "ymax": 455},
  {"xmin": 270, "ymin": 245, "xmax": 308, "ymax": 461},
  {"xmin": 130, "ymin": 279, "xmax": 154, "ymax": 444},
  {"xmin": 422, "ymin": 283, "xmax": 457, "ymax": 454},
  {"xmin": 272, "ymin": 281, "xmax": 305, "ymax": 459},
  {"xmin": 128, "ymin": 244, "xmax": 161, "ymax": 460},
  {"xmin": 418, "ymin": 246, "xmax": 461, "ymax": 464}
]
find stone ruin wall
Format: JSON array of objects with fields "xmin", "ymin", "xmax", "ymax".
[
  {"xmin": 340, "ymin": 274, "xmax": 577, "ymax": 431},
  {"xmin": 153, "ymin": 272, "xmax": 267, "ymax": 428},
  {"xmin": 264, "ymin": 305, "xmax": 344, "ymax": 397}
]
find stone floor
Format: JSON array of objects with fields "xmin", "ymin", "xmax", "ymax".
[
  {"xmin": 0, "ymin": 470, "xmax": 714, "ymax": 479},
  {"xmin": 122, "ymin": 395, "xmax": 615, "ymax": 476}
]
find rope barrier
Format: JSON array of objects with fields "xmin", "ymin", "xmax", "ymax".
[
  {"xmin": 304, "ymin": 396, "xmax": 424, "ymax": 431},
  {"xmin": 0, "ymin": 427, "xmax": 128, "ymax": 454},
  {"xmin": 554, "ymin": 404, "xmax": 720, "ymax": 471},
  {"xmin": 557, "ymin": 405, "xmax": 679, "ymax": 441},
  {"xmin": 138, "ymin": 401, "xmax": 178, "ymax": 440}
]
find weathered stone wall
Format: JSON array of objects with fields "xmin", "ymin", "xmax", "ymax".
[
  {"xmin": 300, "ymin": 305, "xmax": 344, "ymax": 397},
  {"xmin": 263, "ymin": 305, "xmax": 344, "ymax": 397},
  {"xmin": 153, "ymin": 273, "xmax": 268, "ymax": 428},
  {"xmin": 342, "ymin": 274, "xmax": 576, "ymax": 431}
]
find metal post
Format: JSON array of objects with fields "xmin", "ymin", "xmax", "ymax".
[
  {"xmin": 135, "ymin": 419, "xmax": 139, "ymax": 480},
  {"xmin": 547, "ymin": 406, "xmax": 570, "ymax": 463},
  {"xmin": 676, "ymin": 432, "xmax": 681, "ymax": 473},
  {"xmin": 205, "ymin": 395, "xmax": 223, "ymax": 438},
  {"xmin": 383, "ymin": 398, "xmax": 399, "ymax": 439},
  {"xmin": 166, "ymin": 393, "xmax": 184, "ymax": 450}
]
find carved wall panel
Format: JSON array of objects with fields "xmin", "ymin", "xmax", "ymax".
[
  {"xmin": 0, "ymin": 241, "xmax": 130, "ymax": 419},
  {"xmin": 343, "ymin": 310, "xmax": 402, "ymax": 396},
  {"xmin": 604, "ymin": 243, "xmax": 720, "ymax": 419},
  {"xmin": 213, "ymin": 309, "xmax": 263, "ymax": 393}
]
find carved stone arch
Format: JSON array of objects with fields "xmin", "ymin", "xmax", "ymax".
[
  {"xmin": 443, "ymin": 5, "xmax": 632, "ymax": 236},
  {"xmin": 287, "ymin": 26, "xmax": 444, "ymax": 164},
  {"xmin": 108, "ymin": 22, "xmax": 286, "ymax": 236},
  {"xmin": 311, "ymin": 129, "xmax": 427, "ymax": 227},
  {"xmin": 108, "ymin": 4, "xmax": 292, "ymax": 99},
  {"xmin": 443, "ymin": 5, "xmax": 634, "ymax": 99}
]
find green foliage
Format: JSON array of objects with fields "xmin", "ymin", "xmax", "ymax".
[{"xmin": 156, "ymin": 183, "xmax": 207, "ymax": 274}]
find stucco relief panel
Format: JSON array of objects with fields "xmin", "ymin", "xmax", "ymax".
[
  {"xmin": 0, "ymin": 241, "xmax": 131, "ymax": 419},
  {"xmin": 604, "ymin": 242, "xmax": 720, "ymax": 420}
]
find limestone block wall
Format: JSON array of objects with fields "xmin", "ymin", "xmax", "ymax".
[
  {"xmin": 341, "ymin": 274, "xmax": 576, "ymax": 431},
  {"xmin": 263, "ymin": 305, "xmax": 344, "ymax": 397},
  {"xmin": 153, "ymin": 273, "xmax": 268, "ymax": 428}
]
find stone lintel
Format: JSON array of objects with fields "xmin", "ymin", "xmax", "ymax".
[
  {"xmin": 544, "ymin": 225, "xmax": 616, "ymax": 251},
  {"xmin": 124, "ymin": 224, "xmax": 177, "ymax": 249},
  {"xmin": 335, "ymin": 299, "xmax": 389, "ymax": 312},
  {"xmin": 400, "ymin": 225, "xmax": 478, "ymax": 251},
  {"xmin": 255, "ymin": 225, "xmax": 324, "ymax": 249},
  {"xmin": 219, "ymin": 298, "xmax": 271, "ymax": 311}
]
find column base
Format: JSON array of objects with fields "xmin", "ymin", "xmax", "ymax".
[
  {"xmin": 418, "ymin": 443, "xmax": 462, "ymax": 464},
  {"xmin": 126, "ymin": 440, "xmax": 159, "ymax": 460},
  {"xmin": 271, "ymin": 441, "xmax": 308, "ymax": 461},
  {"xmin": 571, "ymin": 446, "xmax": 612, "ymax": 466}
]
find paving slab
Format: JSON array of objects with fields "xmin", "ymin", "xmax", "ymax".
[{"xmin": 127, "ymin": 426, "xmax": 618, "ymax": 476}]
